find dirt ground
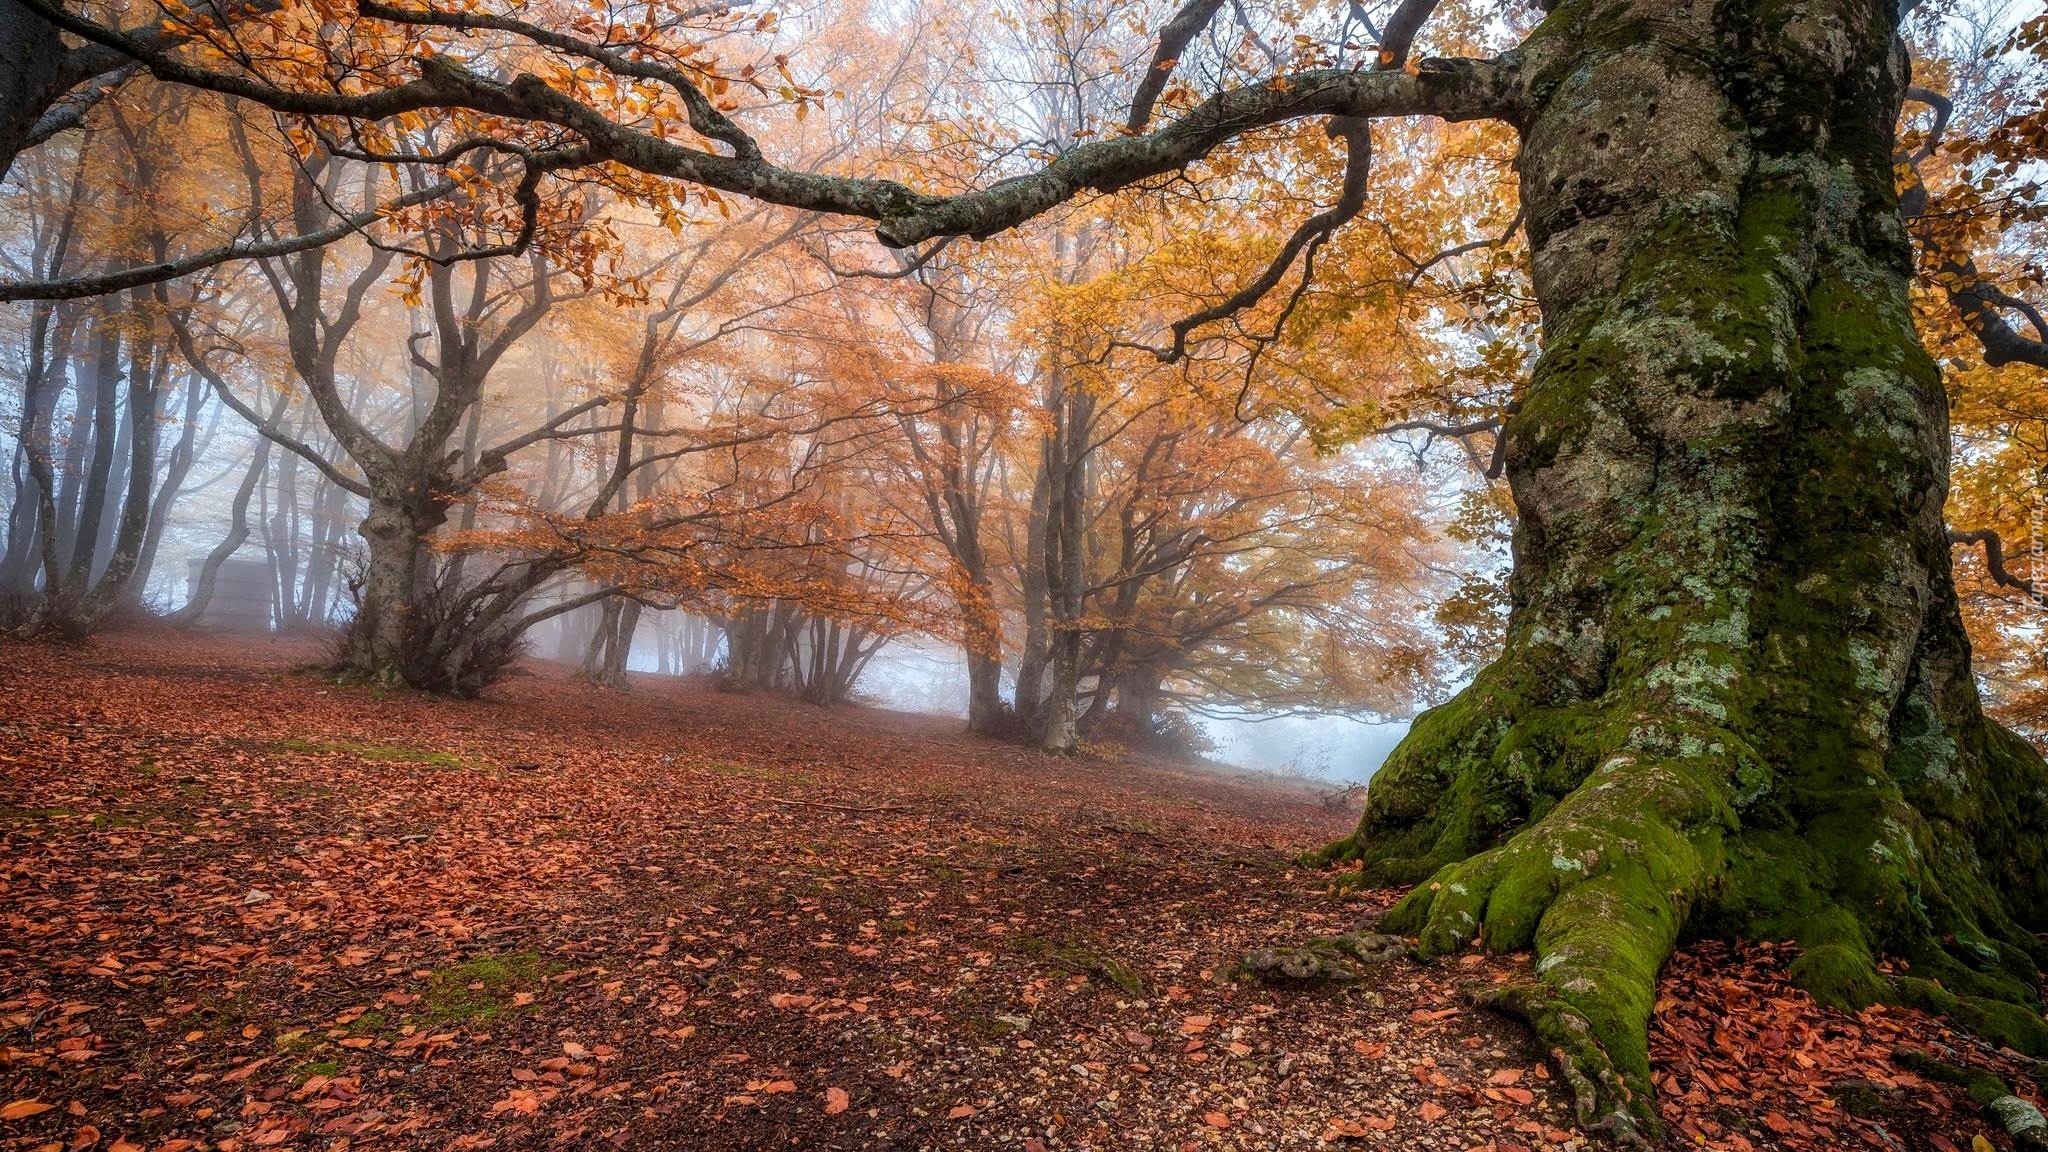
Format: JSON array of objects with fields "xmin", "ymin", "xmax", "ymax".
[{"xmin": 0, "ymin": 629, "xmax": 2035, "ymax": 1151}]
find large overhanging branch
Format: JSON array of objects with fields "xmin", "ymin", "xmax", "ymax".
[
  {"xmin": 20, "ymin": 62, "xmax": 139, "ymax": 153},
  {"xmin": 424, "ymin": 57, "xmax": 1516, "ymax": 247},
  {"xmin": 12, "ymin": 0, "xmax": 1518, "ymax": 250}
]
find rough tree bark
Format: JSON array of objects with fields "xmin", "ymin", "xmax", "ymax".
[
  {"xmin": 1319, "ymin": 0, "xmax": 2048, "ymax": 1139},
  {"xmin": 347, "ymin": 485, "xmax": 448, "ymax": 677}
]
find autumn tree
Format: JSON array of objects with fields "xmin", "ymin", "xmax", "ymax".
[
  {"xmin": 0, "ymin": 90, "xmax": 242, "ymax": 634},
  {"xmin": 7, "ymin": 0, "xmax": 2048, "ymax": 1140}
]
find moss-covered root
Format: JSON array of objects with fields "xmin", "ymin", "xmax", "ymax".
[
  {"xmin": 1470, "ymin": 982, "xmax": 1648, "ymax": 1147},
  {"xmin": 1231, "ymin": 933, "xmax": 1410, "ymax": 985},
  {"xmin": 1381, "ymin": 751, "xmax": 1729, "ymax": 1139},
  {"xmin": 1893, "ymin": 1047, "xmax": 2048, "ymax": 1150}
]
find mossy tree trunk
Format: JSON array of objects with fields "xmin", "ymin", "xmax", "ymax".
[{"xmin": 1325, "ymin": 0, "xmax": 2048, "ymax": 1138}]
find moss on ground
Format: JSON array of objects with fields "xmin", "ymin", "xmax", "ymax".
[
  {"xmin": 420, "ymin": 951, "xmax": 560, "ymax": 1024},
  {"xmin": 1010, "ymin": 935, "xmax": 1144, "ymax": 995},
  {"xmin": 275, "ymin": 738, "xmax": 467, "ymax": 768}
]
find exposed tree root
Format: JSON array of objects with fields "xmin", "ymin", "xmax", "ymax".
[
  {"xmin": 1230, "ymin": 932, "xmax": 1410, "ymax": 984},
  {"xmin": 1468, "ymin": 982, "xmax": 1647, "ymax": 1147},
  {"xmin": 1322, "ymin": 700, "xmax": 2048, "ymax": 1143},
  {"xmin": 1367, "ymin": 742, "xmax": 1726, "ymax": 1137},
  {"xmin": 1894, "ymin": 1047, "xmax": 2048, "ymax": 1151}
]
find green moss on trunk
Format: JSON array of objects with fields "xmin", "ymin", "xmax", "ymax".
[{"xmin": 1322, "ymin": 0, "xmax": 2048, "ymax": 1140}]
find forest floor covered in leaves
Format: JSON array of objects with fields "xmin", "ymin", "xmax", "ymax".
[{"xmin": 0, "ymin": 629, "xmax": 2040, "ymax": 1152}]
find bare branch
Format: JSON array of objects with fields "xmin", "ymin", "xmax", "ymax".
[
  {"xmin": 1124, "ymin": 0, "xmax": 1230, "ymax": 133},
  {"xmin": 1951, "ymin": 528, "xmax": 2042, "ymax": 601},
  {"xmin": 166, "ymin": 312, "xmax": 372, "ymax": 497},
  {"xmin": 468, "ymin": 395, "xmax": 615, "ymax": 482},
  {"xmin": 0, "ymin": 180, "xmax": 458, "ymax": 302}
]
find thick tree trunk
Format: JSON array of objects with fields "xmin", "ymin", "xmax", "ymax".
[
  {"xmin": 1324, "ymin": 0, "xmax": 2048, "ymax": 1139},
  {"xmin": 956, "ymin": 567, "xmax": 1004, "ymax": 733},
  {"xmin": 1114, "ymin": 668, "xmax": 1160, "ymax": 737},
  {"xmin": 337, "ymin": 489, "xmax": 443, "ymax": 681},
  {"xmin": 0, "ymin": 0, "xmax": 72, "ymax": 181},
  {"xmin": 965, "ymin": 646, "xmax": 1004, "ymax": 735}
]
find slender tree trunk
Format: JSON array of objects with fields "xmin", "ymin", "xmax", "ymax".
[
  {"xmin": 605, "ymin": 600, "xmax": 641, "ymax": 685},
  {"xmin": 581, "ymin": 598, "xmax": 629, "ymax": 686},
  {"xmin": 1, "ymin": 437, "xmax": 38, "ymax": 595},
  {"xmin": 60, "ymin": 321, "xmax": 121, "ymax": 600},
  {"xmin": 87, "ymin": 380, "xmax": 130, "ymax": 585},
  {"xmin": 1039, "ymin": 375, "xmax": 1091, "ymax": 755},
  {"xmin": 4, "ymin": 150, "xmax": 83, "ymax": 604},
  {"xmin": 1325, "ymin": 1, "xmax": 2048, "ymax": 1137},
  {"xmin": 3, "ymin": 305, "xmax": 63, "ymax": 597},
  {"xmin": 1012, "ymin": 450, "xmax": 1053, "ymax": 726},
  {"xmin": 51, "ymin": 318, "xmax": 95, "ymax": 573},
  {"xmin": 300, "ymin": 477, "xmax": 346, "ymax": 625},
  {"xmin": 441, "ymin": 403, "xmax": 484, "ymax": 591},
  {"xmin": 16, "ymin": 360, "xmax": 65, "ymax": 617},
  {"xmin": 175, "ymin": 427, "xmax": 275, "ymax": 623},
  {"xmin": 130, "ymin": 365, "xmax": 207, "ymax": 607},
  {"xmin": 270, "ymin": 445, "xmax": 302, "ymax": 621},
  {"xmin": 75, "ymin": 314, "xmax": 160, "ymax": 623}
]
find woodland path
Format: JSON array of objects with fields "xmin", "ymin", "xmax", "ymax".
[{"xmin": 0, "ymin": 630, "xmax": 2032, "ymax": 1151}]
